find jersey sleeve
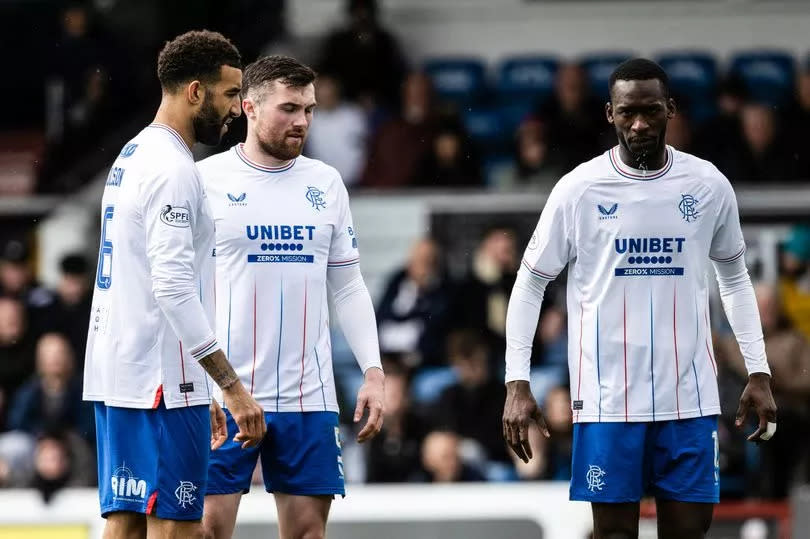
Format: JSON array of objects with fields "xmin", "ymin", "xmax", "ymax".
[
  {"xmin": 709, "ymin": 173, "xmax": 746, "ymax": 263},
  {"xmin": 142, "ymin": 165, "xmax": 219, "ymax": 360},
  {"xmin": 327, "ymin": 179, "xmax": 360, "ymax": 269},
  {"xmin": 522, "ymin": 178, "xmax": 575, "ymax": 279}
]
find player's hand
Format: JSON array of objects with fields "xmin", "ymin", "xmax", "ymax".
[
  {"xmin": 735, "ymin": 372, "xmax": 778, "ymax": 442},
  {"xmin": 222, "ymin": 382, "xmax": 266, "ymax": 449},
  {"xmin": 503, "ymin": 380, "xmax": 550, "ymax": 463},
  {"xmin": 354, "ymin": 367, "xmax": 385, "ymax": 443},
  {"xmin": 210, "ymin": 398, "xmax": 228, "ymax": 450}
]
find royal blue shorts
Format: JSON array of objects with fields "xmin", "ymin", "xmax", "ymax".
[
  {"xmin": 570, "ymin": 415, "xmax": 720, "ymax": 503},
  {"xmin": 207, "ymin": 411, "xmax": 345, "ymax": 497},
  {"xmin": 95, "ymin": 400, "xmax": 209, "ymax": 520}
]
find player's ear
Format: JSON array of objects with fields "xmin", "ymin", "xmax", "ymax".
[
  {"xmin": 187, "ymin": 80, "xmax": 204, "ymax": 106},
  {"xmin": 666, "ymin": 97, "xmax": 676, "ymax": 119},
  {"xmin": 242, "ymin": 98, "xmax": 256, "ymax": 121},
  {"xmin": 605, "ymin": 101, "xmax": 614, "ymax": 124}
]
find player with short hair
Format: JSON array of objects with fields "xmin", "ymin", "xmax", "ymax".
[
  {"xmin": 502, "ymin": 58, "xmax": 778, "ymax": 539},
  {"xmin": 83, "ymin": 30, "xmax": 265, "ymax": 539},
  {"xmin": 197, "ymin": 55, "xmax": 385, "ymax": 539}
]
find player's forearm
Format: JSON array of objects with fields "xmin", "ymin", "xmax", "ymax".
[
  {"xmin": 327, "ymin": 265, "xmax": 382, "ymax": 373},
  {"xmin": 198, "ymin": 349, "xmax": 239, "ymax": 390},
  {"xmin": 505, "ymin": 267, "xmax": 549, "ymax": 383},
  {"xmin": 152, "ymin": 284, "xmax": 219, "ymax": 361},
  {"xmin": 712, "ymin": 257, "xmax": 770, "ymax": 375}
]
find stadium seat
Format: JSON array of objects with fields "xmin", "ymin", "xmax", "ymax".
[
  {"xmin": 423, "ymin": 57, "xmax": 488, "ymax": 106},
  {"xmin": 410, "ymin": 366, "xmax": 458, "ymax": 404},
  {"xmin": 463, "ymin": 106, "xmax": 507, "ymax": 147},
  {"xmin": 729, "ymin": 50, "xmax": 796, "ymax": 106},
  {"xmin": 656, "ymin": 51, "xmax": 718, "ymax": 122},
  {"xmin": 580, "ymin": 52, "xmax": 635, "ymax": 99},
  {"xmin": 496, "ymin": 55, "xmax": 559, "ymax": 107}
]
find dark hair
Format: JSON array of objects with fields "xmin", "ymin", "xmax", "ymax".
[
  {"xmin": 157, "ymin": 30, "xmax": 241, "ymax": 92},
  {"xmin": 242, "ymin": 55, "xmax": 317, "ymax": 99},
  {"xmin": 609, "ymin": 58, "xmax": 670, "ymax": 98}
]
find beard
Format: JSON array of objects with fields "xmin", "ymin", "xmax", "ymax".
[
  {"xmin": 193, "ymin": 93, "xmax": 228, "ymax": 146},
  {"xmin": 618, "ymin": 129, "xmax": 667, "ymax": 170},
  {"xmin": 257, "ymin": 130, "xmax": 306, "ymax": 161}
]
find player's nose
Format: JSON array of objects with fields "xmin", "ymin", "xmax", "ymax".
[
  {"xmin": 230, "ymin": 98, "xmax": 242, "ymax": 118},
  {"xmin": 631, "ymin": 115, "xmax": 650, "ymax": 132}
]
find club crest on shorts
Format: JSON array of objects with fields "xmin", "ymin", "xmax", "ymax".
[
  {"xmin": 175, "ymin": 480, "xmax": 197, "ymax": 508},
  {"xmin": 586, "ymin": 464, "xmax": 606, "ymax": 492}
]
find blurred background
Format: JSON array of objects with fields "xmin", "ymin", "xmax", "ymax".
[{"xmin": 1, "ymin": 0, "xmax": 809, "ymax": 537}]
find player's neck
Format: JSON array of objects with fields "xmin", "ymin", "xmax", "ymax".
[
  {"xmin": 242, "ymin": 137, "xmax": 293, "ymax": 169},
  {"xmin": 617, "ymin": 144, "xmax": 667, "ymax": 171},
  {"xmin": 153, "ymin": 102, "xmax": 196, "ymax": 151}
]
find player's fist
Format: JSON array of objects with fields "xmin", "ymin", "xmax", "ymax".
[
  {"xmin": 503, "ymin": 380, "xmax": 550, "ymax": 463},
  {"xmin": 222, "ymin": 382, "xmax": 266, "ymax": 449},
  {"xmin": 210, "ymin": 398, "xmax": 228, "ymax": 450}
]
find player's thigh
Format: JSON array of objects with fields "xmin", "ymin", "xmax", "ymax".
[
  {"xmin": 570, "ymin": 421, "xmax": 648, "ymax": 503},
  {"xmin": 655, "ymin": 500, "xmax": 713, "ymax": 539},
  {"xmin": 274, "ymin": 493, "xmax": 332, "ymax": 539},
  {"xmin": 261, "ymin": 412, "xmax": 345, "ymax": 497},
  {"xmin": 145, "ymin": 514, "xmax": 203, "ymax": 539},
  {"xmin": 201, "ymin": 493, "xmax": 242, "ymax": 539},
  {"xmin": 651, "ymin": 416, "xmax": 720, "ymax": 504},
  {"xmin": 591, "ymin": 502, "xmax": 640, "ymax": 539},
  {"xmin": 103, "ymin": 511, "xmax": 146, "ymax": 539}
]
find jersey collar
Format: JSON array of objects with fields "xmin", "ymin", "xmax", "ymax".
[
  {"xmin": 609, "ymin": 145, "xmax": 673, "ymax": 181},
  {"xmin": 147, "ymin": 123, "xmax": 193, "ymax": 159},
  {"xmin": 235, "ymin": 143, "xmax": 296, "ymax": 173}
]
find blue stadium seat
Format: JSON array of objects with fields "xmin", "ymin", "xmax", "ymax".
[
  {"xmin": 496, "ymin": 55, "xmax": 559, "ymax": 107},
  {"xmin": 410, "ymin": 366, "xmax": 458, "ymax": 405},
  {"xmin": 580, "ymin": 52, "xmax": 635, "ymax": 99},
  {"xmin": 656, "ymin": 51, "xmax": 718, "ymax": 122},
  {"xmin": 463, "ymin": 106, "xmax": 507, "ymax": 147},
  {"xmin": 423, "ymin": 57, "xmax": 488, "ymax": 105},
  {"xmin": 729, "ymin": 50, "xmax": 796, "ymax": 106}
]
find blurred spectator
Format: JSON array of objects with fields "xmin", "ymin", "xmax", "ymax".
[
  {"xmin": 535, "ymin": 63, "xmax": 605, "ymax": 171},
  {"xmin": 28, "ymin": 429, "xmax": 94, "ymax": 502},
  {"xmin": 0, "ymin": 431, "xmax": 35, "ymax": 487},
  {"xmin": 492, "ymin": 117, "xmax": 565, "ymax": 191},
  {"xmin": 717, "ymin": 284, "xmax": 810, "ymax": 498},
  {"xmin": 434, "ymin": 330, "xmax": 509, "ymax": 463},
  {"xmin": 665, "ymin": 110, "xmax": 693, "ymax": 153},
  {"xmin": 415, "ymin": 117, "xmax": 483, "ymax": 187},
  {"xmin": 51, "ymin": 253, "xmax": 92, "ymax": 361},
  {"xmin": 419, "ymin": 430, "xmax": 485, "ymax": 483},
  {"xmin": 377, "ymin": 238, "xmax": 452, "ymax": 367},
  {"xmin": 366, "ymin": 358, "xmax": 429, "ymax": 483},
  {"xmin": 8, "ymin": 333, "xmax": 93, "ymax": 443},
  {"xmin": 306, "ymin": 75, "xmax": 369, "ymax": 186},
  {"xmin": 779, "ymin": 224, "xmax": 810, "ymax": 341},
  {"xmin": 783, "ymin": 64, "xmax": 810, "ymax": 180},
  {"xmin": 316, "ymin": 0, "xmax": 408, "ymax": 112},
  {"xmin": 0, "ymin": 297, "xmax": 36, "ymax": 428},
  {"xmin": 0, "ymin": 240, "xmax": 57, "ymax": 338},
  {"xmin": 360, "ymin": 72, "xmax": 438, "ymax": 188},
  {"xmin": 40, "ymin": 2, "xmax": 118, "ymax": 191},
  {"xmin": 450, "ymin": 226, "xmax": 518, "ymax": 360},
  {"xmin": 714, "ymin": 102, "xmax": 798, "ymax": 183},
  {"xmin": 694, "ymin": 74, "xmax": 747, "ymax": 169}
]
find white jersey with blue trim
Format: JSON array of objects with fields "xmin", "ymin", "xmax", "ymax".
[
  {"xmin": 198, "ymin": 144, "xmax": 359, "ymax": 413},
  {"xmin": 523, "ymin": 145, "xmax": 745, "ymax": 423},
  {"xmin": 83, "ymin": 124, "xmax": 218, "ymax": 410}
]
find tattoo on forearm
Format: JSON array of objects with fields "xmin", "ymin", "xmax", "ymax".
[{"xmin": 199, "ymin": 350, "xmax": 239, "ymax": 390}]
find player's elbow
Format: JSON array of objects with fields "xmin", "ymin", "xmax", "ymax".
[{"xmin": 152, "ymin": 281, "xmax": 197, "ymax": 309}]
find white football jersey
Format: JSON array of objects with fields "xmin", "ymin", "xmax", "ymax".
[
  {"xmin": 524, "ymin": 146, "xmax": 746, "ymax": 423},
  {"xmin": 198, "ymin": 144, "xmax": 359, "ymax": 413},
  {"xmin": 83, "ymin": 124, "xmax": 218, "ymax": 410}
]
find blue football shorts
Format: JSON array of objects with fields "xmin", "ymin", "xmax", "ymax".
[
  {"xmin": 207, "ymin": 410, "xmax": 345, "ymax": 497},
  {"xmin": 95, "ymin": 399, "xmax": 210, "ymax": 520},
  {"xmin": 570, "ymin": 415, "xmax": 720, "ymax": 503}
]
